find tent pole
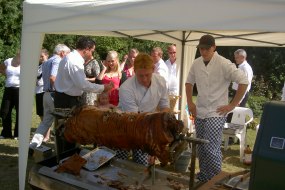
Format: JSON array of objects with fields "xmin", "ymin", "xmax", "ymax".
[{"xmin": 178, "ymin": 31, "xmax": 186, "ymax": 120}]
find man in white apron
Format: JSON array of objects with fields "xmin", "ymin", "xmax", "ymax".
[{"xmin": 118, "ymin": 53, "xmax": 170, "ymax": 165}]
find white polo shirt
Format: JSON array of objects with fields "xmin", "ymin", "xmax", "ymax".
[{"xmin": 232, "ymin": 60, "xmax": 253, "ymax": 92}]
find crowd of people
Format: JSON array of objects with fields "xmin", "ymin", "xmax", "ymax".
[{"xmin": 4, "ymin": 34, "xmax": 282, "ymax": 184}]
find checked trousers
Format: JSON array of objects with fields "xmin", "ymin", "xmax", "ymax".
[{"xmin": 195, "ymin": 117, "xmax": 226, "ymax": 182}]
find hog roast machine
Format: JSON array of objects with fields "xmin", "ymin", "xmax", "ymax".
[{"xmin": 29, "ymin": 106, "xmax": 209, "ymax": 190}]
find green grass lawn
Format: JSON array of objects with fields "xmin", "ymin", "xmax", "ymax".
[
  {"xmin": 222, "ymin": 128, "xmax": 256, "ymax": 173},
  {"xmin": 0, "ymin": 105, "xmax": 41, "ymax": 190},
  {"xmin": 0, "ymin": 105, "xmax": 258, "ymax": 190}
]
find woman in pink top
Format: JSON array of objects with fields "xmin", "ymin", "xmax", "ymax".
[
  {"xmin": 98, "ymin": 51, "xmax": 126, "ymax": 106},
  {"xmin": 122, "ymin": 48, "xmax": 139, "ymax": 78}
]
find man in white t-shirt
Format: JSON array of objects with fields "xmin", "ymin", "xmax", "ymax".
[
  {"xmin": 165, "ymin": 44, "xmax": 178, "ymax": 95},
  {"xmin": 231, "ymin": 49, "xmax": 253, "ymax": 107},
  {"xmin": 151, "ymin": 47, "xmax": 169, "ymax": 88}
]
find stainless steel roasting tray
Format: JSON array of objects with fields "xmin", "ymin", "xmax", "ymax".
[
  {"xmin": 82, "ymin": 146, "xmax": 116, "ymax": 171},
  {"xmin": 37, "ymin": 156, "xmax": 190, "ymax": 190}
]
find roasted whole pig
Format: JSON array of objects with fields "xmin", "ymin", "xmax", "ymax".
[{"xmin": 63, "ymin": 106, "xmax": 184, "ymax": 165}]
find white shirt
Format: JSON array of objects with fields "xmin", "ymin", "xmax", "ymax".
[
  {"xmin": 232, "ymin": 60, "xmax": 253, "ymax": 92},
  {"xmin": 118, "ymin": 73, "xmax": 169, "ymax": 112},
  {"xmin": 186, "ymin": 52, "xmax": 248, "ymax": 119},
  {"xmin": 165, "ymin": 59, "xmax": 178, "ymax": 95},
  {"xmin": 55, "ymin": 50, "xmax": 104, "ymax": 96},
  {"xmin": 35, "ymin": 64, "xmax": 44, "ymax": 94},
  {"xmin": 154, "ymin": 58, "xmax": 169, "ymax": 87},
  {"xmin": 4, "ymin": 58, "xmax": 20, "ymax": 87}
]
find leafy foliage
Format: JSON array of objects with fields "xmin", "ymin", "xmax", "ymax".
[
  {"xmin": 0, "ymin": 75, "xmax": 5, "ymax": 97},
  {"xmin": 247, "ymin": 95, "xmax": 269, "ymax": 119},
  {"xmin": 0, "ymin": 0, "xmax": 23, "ymax": 62},
  {"xmin": 42, "ymin": 35, "xmax": 170, "ymax": 62},
  {"xmin": 217, "ymin": 46, "xmax": 285, "ymax": 100}
]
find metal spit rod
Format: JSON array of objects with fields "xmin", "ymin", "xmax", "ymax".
[{"xmin": 179, "ymin": 135, "xmax": 209, "ymax": 190}]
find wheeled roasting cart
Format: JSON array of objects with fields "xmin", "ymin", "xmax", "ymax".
[{"xmin": 29, "ymin": 107, "xmax": 210, "ymax": 190}]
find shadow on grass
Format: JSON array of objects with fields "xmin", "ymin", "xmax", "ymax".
[
  {"xmin": 0, "ymin": 139, "xmax": 37, "ymax": 190},
  {"xmin": 221, "ymin": 144, "xmax": 251, "ymax": 172},
  {"xmin": 222, "ymin": 147, "xmax": 240, "ymax": 160},
  {"xmin": 0, "ymin": 141, "xmax": 18, "ymax": 154}
]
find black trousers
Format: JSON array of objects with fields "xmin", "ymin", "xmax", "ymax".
[
  {"xmin": 53, "ymin": 92, "xmax": 82, "ymax": 160},
  {"xmin": 35, "ymin": 92, "xmax": 44, "ymax": 117},
  {"xmin": 0, "ymin": 87, "xmax": 19, "ymax": 138},
  {"xmin": 54, "ymin": 92, "xmax": 82, "ymax": 109}
]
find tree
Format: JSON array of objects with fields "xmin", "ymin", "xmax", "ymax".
[
  {"xmin": 216, "ymin": 46, "xmax": 285, "ymax": 100},
  {"xmin": 0, "ymin": 0, "xmax": 23, "ymax": 61},
  {"xmin": 42, "ymin": 34, "xmax": 170, "ymax": 62}
]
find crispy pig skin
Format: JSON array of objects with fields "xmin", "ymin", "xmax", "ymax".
[
  {"xmin": 64, "ymin": 106, "xmax": 184, "ymax": 164},
  {"xmin": 55, "ymin": 153, "xmax": 87, "ymax": 175}
]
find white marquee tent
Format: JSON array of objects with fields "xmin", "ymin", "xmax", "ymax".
[{"xmin": 19, "ymin": 0, "xmax": 285, "ymax": 189}]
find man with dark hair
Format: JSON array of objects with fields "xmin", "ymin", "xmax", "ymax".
[
  {"xmin": 53, "ymin": 36, "xmax": 113, "ymax": 156},
  {"xmin": 185, "ymin": 34, "xmax": 248, "ymax": 182},
  {"xmin": 54, "ymin": 36, "xmax": 113, "ymax": 108},
  {"xmin": 75, "ymin": 36, "xmax": 97, "ymax": 52}
]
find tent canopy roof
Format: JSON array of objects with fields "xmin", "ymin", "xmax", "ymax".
[
  {"xmin": 19, "ymin": 0, "xmax": 285, "ymax": 189},
  {"xmin": 23, "ymin": 0, "xmax": 285, "ymax": 47}
]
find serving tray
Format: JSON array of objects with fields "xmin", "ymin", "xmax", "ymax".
[{"xmin": 82, "ymin": 146, "xmax": 116, "ymax": 171}]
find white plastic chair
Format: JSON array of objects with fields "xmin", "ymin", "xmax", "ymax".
[{"xmin": 223, "ymin": 107, "xmax": 253, "ymax": 162}]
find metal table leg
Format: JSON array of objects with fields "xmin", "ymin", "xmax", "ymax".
[
  {"xmin": 180, "ymin": 136, "xmax": 209, "ymax": 190},
  {"xmin": 189, "ymin": 142, "xmax": 197, "ymax": 189}
]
